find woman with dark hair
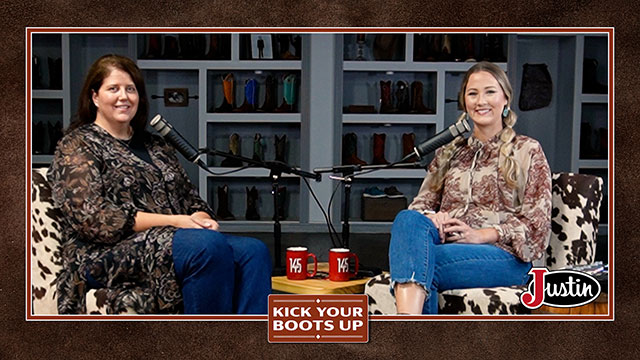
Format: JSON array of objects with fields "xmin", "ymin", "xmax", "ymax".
[
  {"xmin": 48, "ymin": 54, "xmax": 271, "ymax": 314},
  {"xmin": 388, "ymin": 61, "xmax": 552, "ymax": 314}
]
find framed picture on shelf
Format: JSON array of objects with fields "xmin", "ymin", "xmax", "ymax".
[
  {"xmin": 163, "ymin": 88, "xmax": 189, "ymax": 107},
  {"xmin": 251, "ymin": 34, "xmax": 273, "ymax": 59}
]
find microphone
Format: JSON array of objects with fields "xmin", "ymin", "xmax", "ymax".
[
  {"xmin": 150, "ymin": 114, "xmax": 204, "ymax": 165},
  {"xmin": 401, "ymin": 117, "xmax": 471, "ymax": 162}
]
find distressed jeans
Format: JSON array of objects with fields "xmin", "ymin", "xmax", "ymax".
[
  {"xmin": 388, "ymin": 210, "xmax": 531, "ymax": 314},
  {"xmin": 172, "ymin": 229, "xmax": 272, "ymax": 314}
]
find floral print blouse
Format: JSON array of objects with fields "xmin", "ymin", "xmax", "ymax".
[
  {"xmin": 48, "ymin": 123, "xmax": 214, "ymax": 314},
  {"xmin": 409, "ymin": 134, "xmax": 552, "ymax": 262}
]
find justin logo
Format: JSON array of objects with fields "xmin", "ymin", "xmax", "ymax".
[
  {"xmin": 289, "ymin": 258, "xmax": 302, "ymax": 273},
  {"xmin": 337, "ymin": 258, "xmax": 349, "ymax": 273},
  {"xmin": 520, "ymin": 267, "xmax": 602, "ymax": 309}
]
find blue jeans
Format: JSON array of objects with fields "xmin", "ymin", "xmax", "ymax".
[
  {"xmin": 172, "ymin": 228, "xmax": 272, "ymax": 314},
  {"xmin": 388, "ymin": 210, "xmax": 531, "ymax": 314}
]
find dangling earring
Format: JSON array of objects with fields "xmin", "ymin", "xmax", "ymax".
[{"xmin": 502, "ymin": 106, "xmax": 510, "ymax": 118}]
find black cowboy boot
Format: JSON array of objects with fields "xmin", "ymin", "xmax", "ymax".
[
  {"xmin": 379, "ymin": 80, "xmax": 396, "ymax": 113},
  {"xmin": 33, "ymin": 121, "xmax": 46, "ymax": 154},
  {"xmin": 32, "ymin": 56, "xmax": 43, "ymax": 89},
  {"xmin": 395, "ymin": 80, "xmax": 410, "ymax": 113},
  {"xmin": 48, "ymin": 57, "xmax": 62, "ymax": 89},
  {"xmin": 245, "ymin": 186, "xmax": 260, "ymax": 220},
  {"xmin": 342, "ymin": 132, "xmax": 367, "ymax": 165},
  {"xmin": 142, "ymin": 34, "xmax": 162, "ymax": 59},
  {"xmin": 274, "ymin": 134, "xmax": 287, "ymax": 162},
  {"xmin": 48, "ymin": 121, "xmax": 63, "ymax": 154},
  {"xmin": 272, "ymin": 186, "xmax": 287, "ymax": 221},
  {"xmin": 163, "ymin": 35, "xmax": 179, "ymax": 59},
  {"xmin": 216, "ymin": 185, "xmax": 235, "ymax": 220},
  {"xmin": 258, "ymin": 75, "xmax": 277, "ymax": 112},
  {"xmin": 583, "ymin": 58, "xmax": 607, "ymax": 94}
]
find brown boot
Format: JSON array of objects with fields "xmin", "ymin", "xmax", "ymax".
[
  {"xmin": 245, "ymin": 186, "xmax": 260, "ymax": 220},
  {"xmin": 402, "ymin": 133, "xmax": 416, "ymax": 158},
  {"xmin": 379, "ymin": 80, "xmax": 396, "ymax": 114},
  {"xmin": 395, "ymin": 80, "xmax": 410, "ymax": 114},
  {"xmin": 342, "ymin": 133, "xmax": 367, "ymax": 165},
  {"xmin": 409, "ymin": 81, "xmax": 435, "ymax": 114},
  {"xmin": 215, "ymin": 73, "xmax": 234, "ymax": 112},
  {"xmin": 372, "ymin": 133, "xmax": 389, "ymax": 165},
  {"xmin": 216, "ymin": 185, "xmax": 235, "ymax": 220},
  {"xmin": 257, "ymin": 75, "xmax": 277, "ymax": 112}
]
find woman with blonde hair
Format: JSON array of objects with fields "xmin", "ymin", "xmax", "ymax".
[{"xmin": 388, "ymin": 61, "xmax": 552, "ymax": 314}]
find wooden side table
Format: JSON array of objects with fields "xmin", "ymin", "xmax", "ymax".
[{"xmin": 272, "ymin": 262, "xmax": 372, "ymax": 295}]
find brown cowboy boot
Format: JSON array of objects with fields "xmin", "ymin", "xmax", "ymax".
[
  {"xmin": 379, "ymin": 80, "xmax": 396, "ymax": 113},
  {"xmin": 342, "ymin": 133, "xmax": 367, "ymax": 165},
  {"xmin": 257, "ymin": 75, "xmax": 277, "ymax": 112},
  {"xmin": 372, "ymin": 133, "xmax": 389, "ymax": 165},
  {"xmin": 395, "ymin": 80, "xmax": 410, "ymax": 114},
  {"xmin": 409, "ymin": 81, "xmax": 435, "ymax": 114},
  {"xmin": 402, "ymin": 133, "xmax": 416, "ymax": 159},
  {"xmin": 245, "ymin": 186, "xmax": 260, "ymax": 220}
]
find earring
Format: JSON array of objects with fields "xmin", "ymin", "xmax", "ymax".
[{"xmin": 502, "ymin": 106, "xmax": 510, "ymax": 117}]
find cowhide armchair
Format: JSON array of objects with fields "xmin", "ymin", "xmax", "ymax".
[
  {"xmin": 365, "ymin": 172, "xmax": 604, "ymax": 315},
  {"xmin": 30, "ymin": 167, "xmax": 136, "ymax": 315}
]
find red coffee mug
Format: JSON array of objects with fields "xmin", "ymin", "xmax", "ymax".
[
  {"xmin": 286, "ymin": 247, "xmax": 317, "ymax": 280},
  {"xmin": 329, "ymin": 248, "xmax": 359, "ymax": 281}
]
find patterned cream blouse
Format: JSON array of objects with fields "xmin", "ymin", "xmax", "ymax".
[{"xmin": 409, "ymin": 134, "xmax": 552, "ymax": 262}]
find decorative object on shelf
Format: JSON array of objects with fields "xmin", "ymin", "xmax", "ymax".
[
  {"xmin": 275, "ymin": 74, "xmax": 296, "ymax": 112},
  {"xmin": 216, "ymin": 184, "xmax": 235, "ymax": 220},
  {"xmin": 141, "ymin": 34, "xmax": 162, "ymax": 59},
  {"xmin": 273, "ymin": 34, "xmax": 300, "ymax": 60},
  {"xmin": 372, "ymin": 133, "xmax": 389, "ymax": 165},
  {"xmin": 220, "ymin": 133, "xmax": 243, "ymax": 167},
  {"xmin": 453, "ymin": 34, "xmax": 476, "ymax": 62},
  {"xmin": 234, "ymin": 78, "xmax": 257, "ymax": 112},
  {"xmin": 204, "ymin": 34, "xmax": 231, "ymax": 60},
  {"xmin": 257, "ymin": 75, "xmax": 277, "ymax": 112},
  {"xmin": 402, "ymin": 132, "xmax": 416, "ymax": 158},
  {"xmin": 441, "ymin": 34, "xmax": 452, "ymax": 61},
  {"xmin": 481, "ymin": 34, "xmax": 506, "ymax": 62},
  {"xmin": 395, "ymin": 80, "xmax": 410, "ymax": 113},
  {"xmin": 409, "ymin": 81, "xmax": 435, "ymax": 114},
  {"xmin": 342, "ymin": 132, "xmax": 367, "ymax": 165},
  {"xmin": 251, "ymin": 34, "xmax": 273, "ymax": 60},
  {"xmin": 291, "ymin": 35, "xmax": 302, "ymax": 60},
  {"xmin": 583, "ymin": 58, "xmax": 607, "ymax": 94},
  {"xmin": 48, "ymin": 121, "xmax": 63, "ymax": 154},
  {"xmin": 355, "ymin": 33, "xmax": 367, "ymax": 61},
  {"xmin": 427, "ymin": 34, "xmax": 443, "ymax": 61},
  {"xmin": 274, "ymin": 134, "xmax": 287, "ymax": 162},
  {"xmin": 48, "ymin": 57, "xmax": 62, "ymax": 90},
  {"xmin": 251, "ymin": 133, "xmax": 265, "ymax": 164},
  {"xmin": 519, "ymin": 63, "xmax": 553, "ymax": 111},
  {"xmin": 32, "ymin": 56, "xmax": 43, "ymax": 89},
  {"xmin": 163, "ymin": 35, "xmax": 179, "ymax": 59},
  {"xmin": 215, "ymin": 73, "xmax": 235, "ymax": 112},
  {"xmin": 272, "ymin": 186, "xmax": 287, "ymax": 221},
  {"xmin": 177, "ymin": 34, "xmax": 207, "ymax": 60},
  {"xmin": 156, "ymin": 88, "xmax": 192, "ymax": 107},
  {"xmin": 245, "ymin": 186, "xmax": 260, "ymax": 220},
  {"xmin": 379, "ymin": 80, "xmax": 396, "ymax": 113},
  {"xmin": 373, "ymin": 34, "xmax": 400, "ymax": 61}
]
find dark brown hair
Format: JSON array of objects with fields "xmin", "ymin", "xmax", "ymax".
[{"xmin": 68, "ymin": 54, "xmax": 149, "ymax": 132}]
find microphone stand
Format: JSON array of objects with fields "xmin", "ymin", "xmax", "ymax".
[
  {"xmin": 314, "ymin": 161, "xmax": 423, "ymax": 277},
  {"xmin": 200, "ymin": 148, "xmax": 320, "ymax": 276}
]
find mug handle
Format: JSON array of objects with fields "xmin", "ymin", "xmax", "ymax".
[
  {"xmin": 306, "ymin": 253, "xmax": 317, "ymax": 278},
  {"xmin": 349, "ymin": 253, "xmax": 359, "ymax": 279}
]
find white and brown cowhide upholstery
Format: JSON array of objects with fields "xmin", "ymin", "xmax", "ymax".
[
  {"xmin": 546, "ymin": 173, "xmax": 603, "ymax": 269},
  {"xmin": 31, "ymin": 168, "xmax": 133, "ymax": 315},
  {"xmin": 365, "ymin": 172, "xmax": 604, "ymax": 315}
]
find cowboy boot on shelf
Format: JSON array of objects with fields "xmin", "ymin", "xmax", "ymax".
[
  {"xmin": 409, "ymin": 81, "xmax": 435, "ymax": 114},
  {"xmin": 463, "ymin": 34, "xmax": 476, "ymax": 62},
  {"xmin": 245, "ymin": 186, "xmax": 260, "ymax": 220},
  {"xmin": 583, "ymin": 58, "xmax": 607, "ymax": 94},
  {"xmin": 33, "ymin": 121, "xmax": 46, "ymax": 154},
  {"xmin": 205, "ymin": 34, "xmax": 220, "ymax": 60},
  {"xmin": 251, "ymin": 133, "xmax": 265, "ymax": 166},
  {"xmin": 440, "ymin": 35, "xmax": 452, "ymax": 61},
  {"xmin": 220, "ymin": 133, "xmax": 243, "ymax": 167},
  {"xmin": 379, "ymin": 80, "xmax": 396, "ymax": 114},
  {"xmin": 216, "ymin": 185, "xmax": 235, "ymax": 221},
  {"xmin": 258, "ymin": 75, "xmax": 277, "ymax": 112},
  {"xmin": 274, "ymin": 134, "xmax": 287, "ymax": 162},
  {"xmin": 48, "ymin": 121, "xmax": 63, "ymax": 154},
  {"xmin": 490, "ymin": 35, "xmax": 506, "ymax": 62},
  {"xmin": 32, "ymin": 56, "xmax": 43, "ymax": 89},
  {"xmin": 48, "ymin": 57, "xmax": 62, "ymax": 90},
  {"xmin": 178, "ymin": 34, "xmax": 195, "ymax": 59},
  {"xmin": 215, "ymin": 73, "xmax": 235, "ymax": 112},
  {"xmin": 275, "ymin": 74, "xmax": 296, "ymax": 112},
  {"xmin": 402, "ymin": 133, "xmax": 416, "ymax": 159},
  {"xmin": 142, "ymin": 34, "xmax": 162, "ymax": 59},
  {"xmin": 372, "ymin": 133, "xmax": 389, "ymax": 165},
  {"xmin": 395, "ymin": 80, "xmax": 410, "ymax": 114},
  {"xmin": 163, "ymin": 35, "xmax": 179, "ymax": 59},
  {"xmin": 342, "ymin": 132, "xmax": 367, "ymax": 165},
  {"xmin": 234, "ymin": 78, "xmax": 257, "ymax": 112},
  {"xmin": 272, "ymin": 186, "xmax": 287, "ymax": 221},
  {"xmin": 426, "ymin": 34, "xmax": 442, "ymax": 61}
]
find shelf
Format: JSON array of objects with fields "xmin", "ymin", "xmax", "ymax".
[
  {"xmin": 32, "ymin": 155, "xmax": 54, "ymax": 164},
  {"xmin": 138, "ymin": 60, "xmax": 302, "ymax": 71},
  {"xmin": 578, "ymin": 159, "xmax": 608, "ymax": 168},
  {"xmin": 32, "ymin": 90, "xmax": 64, "ymax": 99},
  {"xmin": 346, "ymin": 221, "xmax": 394, "ymax": 234},
  {"xmin": 580, "ymin": 94, "xmax": 608, "ymax": 103},
  {"xmin": 343, "ymin": 114, "xmax": 438, "ymax": 124},
  {"xmin": 343, "ymin": 61, "xmax": 506, "ymax": 73},
  {"xmin": 204, "ymin": 167, "xmax": 300, "ymax": 178},
  {"xmin": 352, "ymin": 169, "xmax": 426, "ymax": 179},
  {"xmin": 217, "ymin": 221, "xmax": 327, "ymax": 233},
  {"xmin": 205, "ymin": 113, "xmax": 301, "ymax": 123}
]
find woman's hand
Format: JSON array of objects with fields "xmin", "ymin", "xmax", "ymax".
[
  {"xmin": 442, "ymin": 218, "xmax": 498, "ymax": 244},
  {"xmin": 426, "ymin": 211, "xmax": 451, "ymax": 241},
  {"xmin": 189, "ymin": 211, "xmax": 219, "ymax": 230}
]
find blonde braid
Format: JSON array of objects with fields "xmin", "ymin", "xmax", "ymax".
[{"xmin": 499, "ymin": 109, "xmax": 519, "ymax": 188}]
